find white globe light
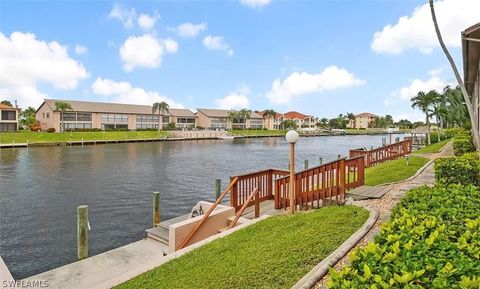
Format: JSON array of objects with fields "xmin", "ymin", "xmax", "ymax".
[{"xmin": 285, "ymin": 130, "xmax": 299, "ymax": 144}]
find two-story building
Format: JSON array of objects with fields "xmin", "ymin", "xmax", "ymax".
[
  {"xmin": 35, "ymin": 99, "xmax": 195, "ymax": 131},
  {"xmin": 348, "ymin": 113, "xmax": 378, "ymax": 129},
  {"xmin": 196, "ymin": 108, "xmax": 263, "ymax": 130},
  {"xmin": 0, "ymin": 103, "xmax": 20, "ymax": 131}
]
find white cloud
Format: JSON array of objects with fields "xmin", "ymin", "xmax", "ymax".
[
  {"xmin": 119, "ymin": 34, "xmax": 178, "ymax": 72},
  {"xmin": 0, "ymin": 31, "xmax": 89, "ymax": 108},
  {"xmin": 74, "ymin": 44, "xmax": 88, "ymax": 55},
  {"xmin": 371, "ymin": 0, "xmax": 480, "ymax": 54},
  {"xmin": 168, "ymin": 22, "xmax": 207, "ymax": 38},
  {"xmin": 394, "ymin": 76, "xmax": 452, "ymax": 100},
  {"xmin": 163, "ymin": 38, "xmax": 179, "ymax": 53},
  {"xmin": 215, "ymin": 86, "xmax": 250, "ymax": 110},
  {"xmin": 203, "ymin": 35, "xmax": 234, "ymax": 56},
  {"xmin": 137, "ymin": 12, "xmax": 159, "ymax": 30},
  {"xmin": 108, "ymin": 3, "xmax": 136, "ymax": 28},
  {"xmin": 92, "ymin": 77, "xmax": 184, "ymax": 108},
  {"xmin": 240, "ymin": 0, "xmax": 271, "ymax": 8},
  {"xmin": 266, "ymin": 66, "xmax": 365, "ymax": 104}
]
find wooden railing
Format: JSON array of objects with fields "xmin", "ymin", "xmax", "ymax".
[
  {"xmin": 349, "ymin": 139, "xmax": 412, "ymax": 167},
  {"xmin": 179, "ymin": 177, "xmax": 239, "ymax": 250},
  {"xmin": 273, "ymin": 157, "xmax": 365, "ymax": 210},
  {"xmin": 230, "ymin": 169, "xmax": 289, "ymax": 212},
  {"xmin": 227, "ymin": 188, "xmax": 259, "ymax": 229}
]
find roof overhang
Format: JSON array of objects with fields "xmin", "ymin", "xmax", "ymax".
[{"xmin": 462, "ymin": 22, "xmax": 480, "ymax": 96}]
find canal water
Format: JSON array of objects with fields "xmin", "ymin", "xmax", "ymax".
[{"xmin": 0, "ymin": 135, "xmax": 404, "ymax": 279}]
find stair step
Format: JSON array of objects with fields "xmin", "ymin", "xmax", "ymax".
[
  {"xmin": 146, "ymin": 227, "xmax": 169, "ymax": 244},
  {"xmin": 155, "ymin": 214, "xmax": 190, "ymax": 230}
]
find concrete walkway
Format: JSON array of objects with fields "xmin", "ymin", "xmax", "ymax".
[{"xmin": 314, "ymin": 140, "xmax": 454, "ymax": 288}]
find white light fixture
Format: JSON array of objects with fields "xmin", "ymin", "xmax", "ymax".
[{"xmin": 285, "ymin": 130, "xmax": 299, "ymax": 144}]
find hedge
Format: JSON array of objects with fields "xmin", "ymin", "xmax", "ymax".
[
  {"xmin": 453, "ymin": 138, "xmax": 476, "ymax": 156},
  {"xmin": 328, "ymin": 184, "xmax": 480, "ymax": 289},
  {"xmin": 434, "ymin": 155, "xmax": 480, "ymax": 187}
]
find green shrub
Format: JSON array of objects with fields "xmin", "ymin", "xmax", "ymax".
[
  {"xmin": 462, "ymin": 152, "xmax": 480, "ymax": 160},
  {"xmin": 46, "ymin": 127, "xmax": 55, "ymax": 133},
  {"xmin": 453, "ymin": 138, "xmax": 475, "ymax": 156},
  {"xmin": 429, "ymin": 132, "xmax": 449, "ymax": 144},
  {"xmin": 444, "ymin": 128, "xmax": 468, "ymax": 138},
  {"xmin": 434, "ymin": 156, "xmax": 480, "ymax": 187},
  {"xmin": 328, "ymin": 185, "xmax": 480, "ymax": 289}
]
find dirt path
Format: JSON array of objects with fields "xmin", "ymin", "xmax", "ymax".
[{"xmin": 314, "ymin": 141, "xmax": 454, "ymax": 288}]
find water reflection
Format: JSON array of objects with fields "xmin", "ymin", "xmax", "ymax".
[{"xmin": 0, "ymin": 135, "xmax": 402, "ymax": 279}]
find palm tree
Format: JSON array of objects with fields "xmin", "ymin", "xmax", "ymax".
[
  {"xmin": 152, "ymin": 101, "xmax": 170, "ymax": 134},
  {"xmin": 20, "ymin": 106, "xmax": 36, "ymax": 128},
  {"xmin": 429, "ymin": 0, "xmax": 479, "ymax": 149},
  {"xmin": 238, "ymin": 108, "xmax": 251, "ymax": 130},
  {"xmin": 411, "ymin": 91, "xmax": 437, "ymax": 145},
  {"xmin": 262, "ymin": 109, "xmax": 277, "ymax": 130},
  {"xmin": 55, "ymin": 101, "xmax": 73, "ymax": 132},
  {"xmin": 346, "ymin": 112, "xmax": 355, "ymax": 128}
]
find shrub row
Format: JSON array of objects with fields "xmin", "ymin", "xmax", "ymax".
[
  {"xmin": 434, "ymin": 154, "xmax": 480, "ymax": 187},
  {"xmin": 453, "ymin": 137, "xmax": 476, "ymax": 156},
  {"xmin": 328, "ymin": 184, "xmax": 480, "ymax": 289}
]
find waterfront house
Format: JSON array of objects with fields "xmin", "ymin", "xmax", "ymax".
[
  {"xmin": 256, "ymin": 111, "xmax": 282, "ymax": 130},
  {"xmin": 348, "ymin": 113, "xmax": 378, "ymax": 129},
  {"xmin": 277, "ymin": 111, "xmax": 316, "ymax": 129},
  {"xmin": 462, "ymin": 22, "xmax": 480, "ymax": 137},
  {"xmin": 0, "ymin": 103, "xmax": 20, "ymax": 131},
  {"xmin": 196, "ymin": 108, "xmax": 263, "ymax": 130},
  {"xmin": 35, "ymin": 99, "xmax": 194, "ymax": 131}
]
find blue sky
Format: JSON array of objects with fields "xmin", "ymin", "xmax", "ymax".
[{"xmin": 0, "ymin": 0, "xmax": 478, "ymax": 121}]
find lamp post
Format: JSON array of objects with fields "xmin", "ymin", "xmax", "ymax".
[{"xmin": 286, "ymin": 130, "xmax": 299, "ymax": 214}]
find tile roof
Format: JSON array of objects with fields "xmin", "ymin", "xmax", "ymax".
[
  {"xmin": 282, "ymin": 111, "xmax": 307, "ymax": 120},
  {"xmin": 0, "ymin": 103, "xmax": 18, "ymax": 110},
  {"xmin": 355, "ymin": 112, "xmax": 377, "ymax": 118},
  {"xmin": 196, "ymin": 108, "xmax": 230, "ymax": 117},
  {"xmin": 168, "ymin": 108, "xmax": 196, "ymax": 117}
]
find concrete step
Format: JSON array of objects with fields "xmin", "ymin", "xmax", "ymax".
[
  {"xmin": 155, "ymin": 214, "xmax": 190, "ymax": 230},
  {"xmin": 146, "ymin": 227, "xmax": 169, "ymax": 245}
]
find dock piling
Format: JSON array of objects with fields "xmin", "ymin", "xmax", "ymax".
[
  {"xmin": 152, "ymin": 192, "xmax": 160, "ymax": 227},
  {"xmin": 338, "ymin": 154, "xmax": 342, "ymax": 159},
  {"xmin": 215, "ymin": 179, "xmax": 221, "ymax": 200},
  {"xmin": 304, "ymin": 160, "xmax": 308, "ymax": 170},
  {"xmin": 77, "ymin": 205, "xmax": 88, "ymax": 260},
  {"xmin": 319, "ymin": 157, "xmax": 323, "ymax": 165}
]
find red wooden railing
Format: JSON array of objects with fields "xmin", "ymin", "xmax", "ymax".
[
  {"xmin": 273, "ymin": 156, "xmax": 365, "ymax": 210},
  {"xmin": 229, "ymin": 169, "xmax": 289, "ymax": 212},
  {"xmin": 349, "ymin": 139, "xmax": 412, "ymax": 167},
  {"xmin": 227, "ymin": 188, "xmax": 259, "ymax": 229}
]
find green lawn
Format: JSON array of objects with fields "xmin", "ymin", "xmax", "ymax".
[
  {"xmin": 115, "ymin": 206, "xmax": 369, "ymax": 289},
  {"xmin": 364, "ymin": 155, "xmax": 429, "ymax": 186},
  {"xmin": 0, "ymin": 131, "xmax": 170, "ymax": 144},
  {"xmin": 229, "ymin": 129, "xmax": 287, "ymax": 136},
  {"xmin": 413, "ymin": 139, "xmax": 450, "ymax": 154}
]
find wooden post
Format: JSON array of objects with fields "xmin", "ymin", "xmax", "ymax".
[
  {"xmin": 254, "ymin": 191, "xmax": 260, "ymax": 218},
  {"xmin": 215, "ymin": 179, "xmax": 221, "ymax": 200},
  {"xmin": 338, "ymin": 158, "xmax": 346, "ymax": 203},
  {"xmin": 289, "ymin": 143, "xmax": 295, "ymax": 214},
  {"xmin": 319, "ymin": 157, "xmax": 323, "ymax": 165},
  {"xmin": 338, "ymin": 154, "xmax": 342, "ymax": 159},
  {"xmin": 304, "ymin": 159, "xmax": 308, "ymax": 170},
  {"xmin": 77, "ymin": 205, "xmax": 88, "ymax": 260},
  {"xmin": 152, "ymin": 192, "xmax": 160, "ymax": 227}
]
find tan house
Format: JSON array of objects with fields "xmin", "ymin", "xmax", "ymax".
[
  {"xmin": 0, "ymin": 103, "xmax": 20, "ymax": 131},
  {"xmin": 256, "ymin": 111, "xmax": 282, "ymax": 130},
  {"xmin": 348, "ymin": 113, "xmax": 377, "ymax": 129},
  {"xmin": 36, "ymin": 99, "xmax": 194, "ymax": 131},
  {"xmin": 168, "ymin": 109, "xmax": 196, "ymax": 129},
  {"xmin": 463, "ymin": 22, "xmax": 480, "ymax": 138},
  {"xmin": 196, "ymin": 108, "xmax": 263, "ymax": 130}
]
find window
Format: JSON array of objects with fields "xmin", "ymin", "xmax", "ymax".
[
  {"xmin": 162, "ymin": 116, "xmax": 169, "ymax": 123},
  {"xmin": 211, "ymin": 117, "xmax": 227, "ymax": 124},
  {"xmin": 101, "ymin": 114, "xmax": 128, "ymax": 123},
  {"xmin": 136, "ymin": 123, "xmax": 158, "ymax": 129},
  {"xmin": 77, "ymin": 113, "xmax": 92, "ymax": 121},
  {"xmin": 0, "ymin": 123, "xmax": 17, "ymax": 131},
  {"xmin": 61, "ymin": 113, "xmax": 76, "ymax": 121},
  {"xmin": 1, "ymin": 111, "xmax": 16, "ymax": 121},
  {"xmin": 64, "ymin": 123, "xmax": 76, "ymax": 129},
  {"xmin": 136, "ymin": 115, "xmax": 158, "ymax": 123},
  {"xmin": 46, "ymin": 113, "xmax": 50, "ymax": 118},
  {"xmin": 76, "ymin": 123, "xmax": 92, "ymax": 129}
]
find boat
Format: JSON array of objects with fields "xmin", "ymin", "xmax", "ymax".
[{"xmin": 217, "ymin": 135, "xmax": 235, "ymax": 140}]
